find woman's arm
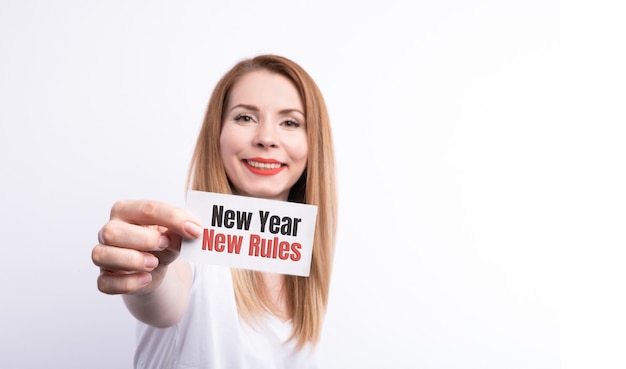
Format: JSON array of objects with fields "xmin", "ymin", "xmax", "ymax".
[{"xmin": 123, "ymin": 258, "xmax": 193, "ymax": 327}]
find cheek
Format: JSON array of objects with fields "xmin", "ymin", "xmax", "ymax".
[
  {"xmin": 219, "ymin": 130, "xmax": 240, "ymax": 181},
  {"xmin": 219, "ymin": 133, "xmax": 228, "ymax": 157},
  {"xmin": 219, "ymin": 125, "xmax": 240, "ymax": 158},
  {"xmin": 286, "ymin": 141, "xmax": 308, "ymax": 167},
  {"xmin": 297, "ymin": 144, "xmax": 309, "ymax": 164},
  {"xmin": 285, "ymin": 132, "xmax": 308, "ymax": 162}
]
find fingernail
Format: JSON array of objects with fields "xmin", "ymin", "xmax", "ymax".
[
  {"xmin": 184, "ymin": 221, "xmax": 202, "ymax": 238},
  {"xmin": 138, "ymin": 273, "xmax": 151, "ymax": 285},
  {"xmin": 145, "ymin": 255, "xmax": 158, "ymax": 269},
  {"xmin": 158, "ymin": 235, "xmax": 170, "ymax": 249}
]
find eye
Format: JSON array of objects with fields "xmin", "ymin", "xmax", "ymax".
[
  {"xmin": 234, "ymin": 114, "xmax": 255, "ymax": 123},
  {"xmin": 282, "ymin": 119, "xmax": 302, "ymax": 128}
]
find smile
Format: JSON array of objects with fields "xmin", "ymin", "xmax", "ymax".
[
  {"xmin": 246, "ymin": 160, "xmax": 282, "ymax": 169},
  {"xmin": 244, "ymin": 159, "xmax": 285, "ymax": 175}
]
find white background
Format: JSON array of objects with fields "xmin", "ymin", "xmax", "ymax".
[{"xmin": 0, "ymin": 1, "xmax": 623, "ymax": 368}]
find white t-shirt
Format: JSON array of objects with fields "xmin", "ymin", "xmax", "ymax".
[{"xmin": 133, "ymin": 263, "xmax": 317, "ymax": 369}]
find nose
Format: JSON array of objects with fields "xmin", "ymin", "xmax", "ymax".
[{"xmin": 253, "ymin": 121, "xmax": 278, "ymax": 148}]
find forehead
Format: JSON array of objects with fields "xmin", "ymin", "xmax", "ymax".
[{"xmin": 226, "ymin": 70, "xmax": 303, "ymax": 111}]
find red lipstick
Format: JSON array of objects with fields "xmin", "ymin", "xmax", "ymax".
[{"xmin": 243, "ymin": 158, "xmax": 285, "ymax": 176}]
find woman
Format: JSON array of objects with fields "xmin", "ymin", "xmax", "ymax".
[{"xmin": 91, "ymin": 54, "xmax": 337, "ymax": 368}]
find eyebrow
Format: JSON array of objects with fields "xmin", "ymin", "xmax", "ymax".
[{"xmin": 229, "ymin": 104, "xmax": 305, "ymax": 117}]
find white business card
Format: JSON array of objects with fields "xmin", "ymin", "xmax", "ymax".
[{"xmin": 181, "ymin": 190, "xmax": 318, "ymax": 276}]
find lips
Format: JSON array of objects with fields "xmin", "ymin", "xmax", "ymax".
[{"xmin": 244, "ymin": 158, "xmax": 285, "ymax": 175}]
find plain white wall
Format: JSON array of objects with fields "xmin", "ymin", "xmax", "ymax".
[{"xmin": 0, "ymin": 0, "xmax": 569, "ymax": 367}]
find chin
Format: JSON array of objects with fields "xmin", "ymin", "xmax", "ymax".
[{"xmin": 238, "ymin": 188, "xmax": 289, "ymax": 201}]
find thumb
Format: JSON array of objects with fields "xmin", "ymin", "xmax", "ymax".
[{"xmin": 152, "ymin": 230, "xmax": 183, "ymax": 267}]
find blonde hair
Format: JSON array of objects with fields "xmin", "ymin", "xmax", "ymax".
[{"xmin": 187, "ymin": 55, "xmax": 337, "ymax": 348}]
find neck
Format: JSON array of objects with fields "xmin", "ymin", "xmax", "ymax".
[{"xmin": 260, "ymin": 272, "xmax": 290, "ymax": 322}]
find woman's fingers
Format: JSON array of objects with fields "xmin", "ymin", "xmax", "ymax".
[
  {"xmin": 110, "ymin": 200, "xmax": 202, "ymax": 239},
  {"xmin": 99, "ymin": 220, "xmax": 169, "ymax": 252},
  {"xmin": 97, "ymin": 270, "xmax": 153, "ymax": 295},
  {"xmin": 91, "ymin": 244, "xmax": 159, "ymax": 272},
  {"xmin": 92, "ymin": 199, "xmax": 201, "ymax": 295}
]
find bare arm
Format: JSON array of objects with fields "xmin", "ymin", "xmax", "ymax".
[
  {"xmin": 92, "ymin": 200, "xmax": 202, "ymax": 327},
  {"xmin": 123, "ymin": 259, "xmax": 192, "ymax": 327}
]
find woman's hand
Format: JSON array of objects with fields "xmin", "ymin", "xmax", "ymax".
[{"xmin": 91, "ymin": 200, "xmax": 202, "ymax": 295}]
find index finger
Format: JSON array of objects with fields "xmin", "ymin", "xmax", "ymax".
[{"xmin": 110, "ymin": 200, "xmax": 202, "ymax": 239}]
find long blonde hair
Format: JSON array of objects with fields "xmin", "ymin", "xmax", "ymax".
[{"xmin": 187, "ymin": 55, "xmax": 337, "ymax": 348}]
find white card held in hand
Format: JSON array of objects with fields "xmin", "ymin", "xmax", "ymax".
[{"xmin": 181, "ymin": 190, "xmax": 318, "ymax": 276}]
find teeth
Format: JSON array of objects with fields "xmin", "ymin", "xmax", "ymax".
[{"xmin": 247, "ymin": 160, "xmax": 282, "ymax": 170}]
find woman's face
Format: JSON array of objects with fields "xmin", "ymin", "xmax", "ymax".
[{"xmin": 220, "ymin": 70, "xmax": 308, "ymax": 201}]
